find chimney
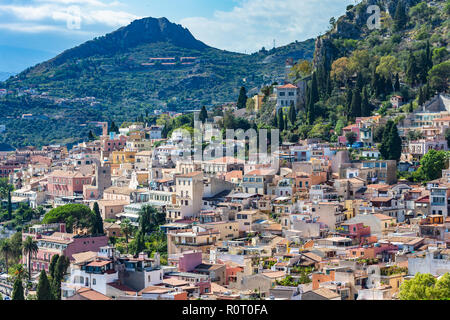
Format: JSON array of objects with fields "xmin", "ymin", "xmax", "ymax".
[{"xmin": 60, "ymin": 223, "xmax": 66, "ymax": 233}]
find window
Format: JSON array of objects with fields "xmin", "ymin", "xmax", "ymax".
[{"xmin": 93, "ymin": 279, "xmax": 96, "ymax": 285}]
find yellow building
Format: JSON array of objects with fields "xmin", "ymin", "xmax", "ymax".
[{"xmin": 111, "ymin": 150, "xmax": 136, "ymax": 164}]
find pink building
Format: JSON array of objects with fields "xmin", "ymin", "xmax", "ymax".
[
  {"xmin": 47, "ymin": 170, "xmax": 93, "ymax": 198},
  {"xmin": 22, "ymin": 223, "xmax": 108, "ymax": 273},
  {"xmin": 178, "ymin": 251, "xmax": 202, "ymax": 272},
  {"xmin": 338, "ymin": 222, "xmax": 371, "ymax": 242},
  {"xmin": 102, "ymin": 135, "xmax": 127, "ymax": 153},
  {"xmin": 338, "ymin": 124, "xmax": 360, "ymax": 146}
]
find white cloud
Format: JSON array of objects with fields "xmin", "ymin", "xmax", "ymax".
[
  {"xmin": 180, "ymin": 0, "xmax": 357, "ymax": 53},
  {"xmin": 0, "ymin": 0, "xmax": 139, "ymax": 33}
]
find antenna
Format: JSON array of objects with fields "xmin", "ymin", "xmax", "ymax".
[{"xmin": 273, "ymin": 39, "xmax": 276, "ymax": 49}]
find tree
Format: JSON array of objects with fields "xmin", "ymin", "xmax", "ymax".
[
  {"xmin": 406, "ymin": 51, "xmax": 418, "ymax": 86},
  {"xmin": 393, "ymin": 0, "xmax": 407, "ymax": 32},
  {"xmin": 91, "ymin": 202, "xmax": 104, "ymax": 235},
  {"xmin": 52, "ymin": 255, "xmax": 70, "ymax": 300},
  {"xmin": 445, "ymin": 128, "xmax": 450, "ymax": 149},
  {"xmin": 428, "ymin": 61, "xmax": 450, "ymax": 93},
  {"xmin": 7, "ymin": 189, "xmax": 12, "ymax": 221},
  {"xmin": 416, "ymin": 150, "xmax": 449, "ymax": 181},
  {"xmin": 399, "ymin": 272, "xmax": 450, "ymax": 300},
  {"xmin": 37, "ymin": 270, "xmax": 53, "ymax": 300},
  {"xmin": 331, "ymin": 57, "xmax": 350, "ymax": 84},
  {"xmin": 289, "ymin": 60, "xmax": 312, "ymax": 80},
  {"xmin": 345, "ymin": 131, "xmax": 358, "ymax": 146},
  {"xmin": 277, "ymin": 108, "xmax": 285, "ymax": 131},
  {"xmin": 0, "ymin": 178, "xmax": 13, "ymax": 199},
  {"xmin": 23, "ymin": 236, "xmax": 38, "ymax": 281},
  {"xmin": 237, "ymin": 86, "xmax": 247, "ymax": 109},
  {"xmin": 199, "ymin": 106, "xmax": 208, "ymax": 123},
  {"xmin": 42, "ymin": 204, "xmax": 95, "ymax": 233},
  {"xmin": 88, "ymin": 130, "xmax": 95, "ymax": 141},
  {"xmin": 12, "ymin": 277, "xmax": 24, "ymax": 300},
  {"xmin": 376, "ymin": 55, "xmax": 400, "ymax": 80},
  {"xmin": 120, "ymin": 219, "xmax": 133, "ymax": 253},
  {"xmin": 350, "ymin": 89, "xmax": 362, "ymax": 118},
  {"xmin": 109, "ymin": 121, "xmax": 119, "ymax": 134},
  {"xmin": 138, "ymin": 205, "xmax": 165, "ymax": 234},
  {"xmin": 0, "ymin": 239, "xmax": 12, "ymax": 274},
  {"xmin": 394, "ymin": 73, "xmax": 400, "ymax": 92},
  {"xmin": 361, "ymin": 87, "xmax": 371, "ymax": 117},
  {"xmin": 380, "ymin": 120, "xmax": 402, "ymax": 161},
  {"xmin": 133, "ymin": 230, "xmax": 146, "ymax": 256},
  {"xmin": 49, "ymin": 254, "xmax": 59, "ymax": 280},
  {"xmin": 288, "ymin": 102, "xmax": 297, "ymax": 126}
]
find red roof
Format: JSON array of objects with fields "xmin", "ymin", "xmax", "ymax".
[{"xmin": 278, "ymin": 84, "xmax": 298, "ymax": 89}]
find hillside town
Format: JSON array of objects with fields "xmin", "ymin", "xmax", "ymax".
[{"xmin": 0, "ymin": 86, "xmax": 449, "ymax": 301}]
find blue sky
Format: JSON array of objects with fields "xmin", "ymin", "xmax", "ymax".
[{"xmin": 0, "ymin": 0, "xmax": 358, "ymax": 73}]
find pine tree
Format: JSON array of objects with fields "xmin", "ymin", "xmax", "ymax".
[
  {"xmin": 394, "ymin": 73, "xmax": 400, "ymax": 92},
  {"xmin": 199, "ymin": 106, "xmax": 208, "ymax": 123},
  {"xmin": 37, "ymin": 270, "xmax": 53, "ymax": 300},
  {"xmin": 12, "ymin": 277, "xmax": 24, "ymax": 300},
  {"xmin": 237, "ymin": 86, "xmax": 247, "ymax": 109},
  {"xmin": 92, "ymin": 202, "xmax": 104, "ymax": 235}
]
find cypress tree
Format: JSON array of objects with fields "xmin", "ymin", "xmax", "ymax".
[
  {"xmin": 88, "ymin": 130, "xmax": 95, "ymax": 141},
  {"xmin": 393, "ymin": 0, "xmax": 407, "ymax": 31},
  {"xmin": 199, "ymin": 106, "xmax": 208, "ymax": 123},
  {"xmin": 394, "ymin": 73, "xmax": 400, "ymax": 92},
  {"xmin": 52, "ymin": 256, "xmax": 70, "ymax": 300},
  {"xmin": 418, "ymin": 87, "xmax": 425, "ymax": 106},
  {"xmin": 310, "ymin": 73, "xmax": 319, "ymax": 106},
  {"xmin": 49, "ymin": 254, "xmax": 59, "ymax": 280},
  {"xmin": 278, "ymin": 108, "xmax": 285, "ymax": 131},
  {"xmin": 388, "ymin": 123, "xmax": 402, "ymax": 161},
  {"xmin": 273, "ymin": 111, "xmax": 278, "ymax": 128},
  {"xmin": 7, "ymin": 189, "xmax": 12, "ymax": 220},
  {"xmin": 345, "ymin": 89, "xmax": 353, "ymax": 119},
  {"xmin": 284, "ymin": 114, "xmax": 288, "ymax": 130},
  {"xmin": 288, "ymin": 102, "xmax": 297, "ymax": 126},
  {"xmin": 361, "ymin": 87, "xmax": 371, "ymax": 117},
  {"xmin": 380, "ymin": 121, "xmax": 394, "ymax": 160},
  {"xmin": 408, "ymin": 101, "xmax": 414, "ymax": 113},
  {"xmin": 385, "ymin": 77, "xmax": 393, "ymax": 94},
  {"xmin": 406, "ymin": 51, "xmax": 418, "ymax": 86},
  {"xmin": 237, "ymin": 86, "xmax": 247, "ymax": 109},
  {"xmin": 12, "ymin": 278, "xmax": 24, "ymax": 300},
  {"xmin": 350, "ymin": 89, "xmax": 362, "ymax": 118},
  {"xmin": 92, "ymin": 202, "xmax": 104, "ymax": 235},
  {"xmin": 37, "ymin": 270, "xmax": 53, "ymax": 300}
]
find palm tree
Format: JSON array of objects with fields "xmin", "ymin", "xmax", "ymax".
[
  {"xmin": 120, "ymin": 219, "xmax": 133, "ymax": 253},
  {"xmin": 23, "ymin": 236, "xmax": 38, "ymax": 281},
  {"xmin": 0, "ymin": 239, "xmax": 12, "ymax": 274}
]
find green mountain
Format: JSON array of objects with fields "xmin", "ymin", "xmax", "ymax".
[
  {"xmin": 266, "ymin": 0, "xmax": 449, "ymax": 144},
  {"xmin": 0, "ymin": 17, "xmax": 314, "ymax": 148}
]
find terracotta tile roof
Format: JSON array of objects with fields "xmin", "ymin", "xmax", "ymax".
[
  {"xmin": 312, "ymin": 288, "xmax": 340, "ymax": 299},
  {"xmin": 177, "ymin": 171, "xmax": 203, "ymax": 178},
  {"xmin": 373, "ymin": 214, "xmax": 395, "ymax": 220},
  {"xmin": 261, "ymin": 271, "xmax": 286, "ymax": 279},
  {"xmin": 278, "ymin": 84, "xmax": 298, "ymax": 89},
  {"xmin": 87, "ymin": 260, "xmax": 111, "ymax": 267},
  {"xmin": 73, "ymin": 288, "xmax": 112, "ymax": 300},
  {"xmin": 162, "ymin": 278, "xmax": 189, "ymax": 287}
]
